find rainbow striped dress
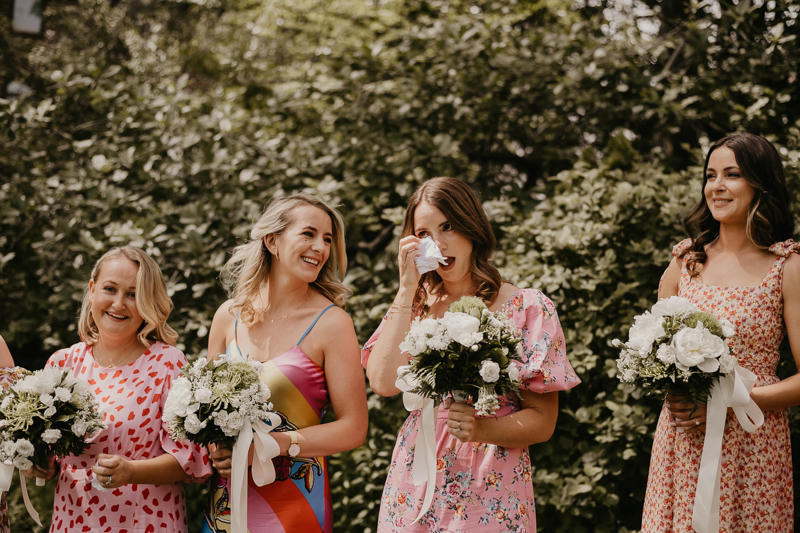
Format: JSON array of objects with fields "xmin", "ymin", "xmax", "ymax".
[{"xmin": 202, "ymin": 306, "xmax": 335, "ymax": 533}]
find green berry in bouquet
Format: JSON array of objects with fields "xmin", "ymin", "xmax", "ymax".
[
  {"xmin": 0, "ymin": 367, "xmax": 105, "ymax": 472},
  {"xmin": 399, "ymin": 295, "xmax": 525, "ymax": 416}
]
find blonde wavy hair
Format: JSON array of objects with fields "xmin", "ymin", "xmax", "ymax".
[
  {"xmin": 223, "ymin": 193, "xmax": 350, "ymax": 326},
  {"xmin": 78, "ymin": 246, "xmax": 178, "ymax": 347}
]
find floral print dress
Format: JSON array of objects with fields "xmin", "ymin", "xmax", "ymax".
[
  {"xmin": 642, "ymin": 239, "xmax": 799, "ymax": 532},
  {"xmin": 362, "ymin": 289, "xmax": 580, "ymax": 533}
]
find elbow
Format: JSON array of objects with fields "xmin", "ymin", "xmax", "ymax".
[{"xmin": 366, "ymin": 370, "xmax": 399, "ymax": 397}]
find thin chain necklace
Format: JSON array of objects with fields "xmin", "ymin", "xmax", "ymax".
[
  {"xmin": 93, "ymin": 338, "xmax": 141, "ymax": 368},
  {"xmin": 263, "ymin": 291, "xmax": 311, "ymax": 324}
]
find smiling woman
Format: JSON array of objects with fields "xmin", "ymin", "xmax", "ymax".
[
  {"xmin": 202, "ymin": 194, "xmax": 368, "ymax": 533},
  {"xmin": 21, "ymin": 246, "xmax": 212, "ymax": 533},
  {"xmin": 644, "ymin": 133, "xmax": 800, "ymax": 532}
]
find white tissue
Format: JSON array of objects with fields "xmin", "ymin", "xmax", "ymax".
[
  {"xmin": 414, "ymin": 237, "xmax": 448, "ymax": 275},
  {"xmin": 91, "ymin": 476, "xmax": 110, "ymax": 492}
]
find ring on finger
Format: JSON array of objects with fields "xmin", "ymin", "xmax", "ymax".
[
  {"xmin": 106, "ymin": 475, "xmax": 112, "ymax": 486},
  {"xmin": 696, "ymin": 419, "xmax": 700, "ymax": 426},
  {"xmin": 457, "ymin": 423, "xmax": 462, "ymax": 431}
]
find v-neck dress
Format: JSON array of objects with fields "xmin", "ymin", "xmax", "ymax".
[
  {"xmin": 361, "ymin": 289, "xmax": 580, "ymax": 532},
  {"xmin": 203, "ymin": 305, "xmax": 335, "ymax": 533},
  {"xmin": 642, "ymin": 238, "xmax": 799, "ymax": 532}
]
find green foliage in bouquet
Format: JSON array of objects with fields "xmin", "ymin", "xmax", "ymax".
[
  {"xmin": 401, "ymin": 296, "xmax": 524, "ymax": 415},
  {"xmin": 0, "ymin": 368, "xmax": 105, "ymax": 471},
  {"xmin": 163, "ymin": 356, "xmax": 273, "ymax": 449}
]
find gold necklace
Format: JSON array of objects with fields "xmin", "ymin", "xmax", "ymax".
[
  {"xmin": 93, "ymin": 339, "xmax": 141, "ymax": 368},
  {"xmin": 264, "ymin": 292, "xmax": 311, "ymax": 324}
]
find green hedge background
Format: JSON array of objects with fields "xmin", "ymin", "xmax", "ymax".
[{"xmin": 1, "ymin": 0, "xmax": 799, "ymax": 531}]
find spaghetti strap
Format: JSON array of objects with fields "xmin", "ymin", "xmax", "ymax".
[
  {"xmin": 232, "ymin": 310, "xmax": 244, "ymax": 358},
  {"xmin": 296, "ymin": 305, "xmax": 336, "ymax": 346}
]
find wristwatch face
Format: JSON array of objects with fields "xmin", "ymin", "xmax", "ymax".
[{"xmin": 288, "ymin": 443, "xmax": 300, "ymax": 457}]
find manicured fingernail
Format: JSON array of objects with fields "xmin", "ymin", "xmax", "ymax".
[{"xmin": 670, "ymin": 422, "xmax": 676, "ymax": 427}]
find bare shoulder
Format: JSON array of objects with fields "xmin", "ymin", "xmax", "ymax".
[
  {"xmin": 658, "ymin": 257, "xmax": 682, "ymax": 299},
  {"xmin": 212, "ymin": 299, "xmax": 236, "ymax": 326},
  {"xmin": 783, "ymin": 253, "xmax": 800, "ymax": 301},
  {"xmin": 496, "ymin": 282, "xmax": 521, "ymax": 303},
  {"xmin": 313, "ymin": 303, "xmax": 355, "ymax": 333}
]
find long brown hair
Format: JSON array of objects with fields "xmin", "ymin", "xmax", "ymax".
[
  {"xmin": 682, "ymin": 133, "xmax": 795, "ymax": 276},
  {"xmin": 78, "ymin": 246, "xmax": 178, "ymax": 347},
  {"xmin": 223, "ymin": 193, "xmax": 350, "ymax": 326},
  {"xmin": 401, "ymin": 177, "xmax": 502, "ymax": 316}
]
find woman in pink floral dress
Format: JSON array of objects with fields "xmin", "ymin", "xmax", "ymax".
[
  {"xmin": 0, "ymin": 335, "xmax": 23, "ymax": 533},
  {"xmin": 643, "ymin": 133, "xmax": 800, "ymax": 532},
  {"xmin": 363, "ymin": 177, "xmax": 580, "ymax": 532}
]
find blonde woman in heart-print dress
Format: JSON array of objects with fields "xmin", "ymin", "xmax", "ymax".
[{"xmin": 643, "ymin": 133, "xmax": 800, "ymax": 532}]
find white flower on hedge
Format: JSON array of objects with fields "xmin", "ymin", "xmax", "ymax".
[
  {"xmin": 42, "ymin": 429, "xmax": 61, "ymax": 443},
  {"xmin": 720, "ymin": 319, "xmax": 736, "ymax": 338},
  {"xmin": 442, "ymin": 312, "xmax": 481, "ymax": 346},
  {"xmin": 656, "ymin": 344, "xmax": 677, "ymax": 365},
  {"xmin": 14, "ymin": 439, "xmax": 34, "ymax": 457},
  {"xmin": 479, "ymin": 360, "xmax": 501, "ymax": 383},
  {"xmin": 627, "ymin": 312, "xmax": 666, "ymax": 355},
  {"xmin": 672, "ymin": 322, "xmax": 726, "ymax": 372},
  {"xmin": 507, "ymin": 363, "xmax": 520, "ymax": 382},
  {"xmin": 651, "ymin": 296, "xmax": 698, "ymax": 317}
]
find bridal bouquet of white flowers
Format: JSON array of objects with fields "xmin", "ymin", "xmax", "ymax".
[
  {"xmin": 614, "ymin": 296, "xmax": 737, "ymax": 404},
  {"xmin": 399, "ymin": 296, "xmax": 524, "ymax": 416},
  {"xmin": 0, "ymin": 367, "xmax": 105, "ymax": 472},
  {"xmin": 164, "ymin": 354, "xmax": 274, "ymax": 448}
]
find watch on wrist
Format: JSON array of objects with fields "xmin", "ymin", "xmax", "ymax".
[{"xmin": 287, "ymin": 431, "xmax": 300, "ymax": 457}]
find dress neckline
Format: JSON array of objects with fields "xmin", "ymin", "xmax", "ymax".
[{"xmin": 685, "ymin": 254, "xmax": 783, "ymax": 290}]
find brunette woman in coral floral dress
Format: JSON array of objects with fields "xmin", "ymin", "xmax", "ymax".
[
  {"xmin": 364, "ymin": 178, "xmax": 580, "ymax": 532},
  {"xmin": 643, "ymin": 134, "xmax": 800, "ymax": 532}
]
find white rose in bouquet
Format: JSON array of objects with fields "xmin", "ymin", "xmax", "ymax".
[
  {"xmin": 628, "ymin": 313, "xmax": 666, "ymax": 355},
  {"xmin": 479, "ymin": 360, "xmax": 501, "ymax": 383},
  {"xmin": 656, "ymin": 344, "xmax": 677, "ymax": 365},
  {"xmin": 442, "ymin": 312, "xmax": 481, "ymax": 347},
  {"xmin": 507, "ymin": 364, "xmax": 520, "ymax": 383},
  {"xmin": 672, "ymin": 323, "xmax": 727, "ymax": 372},
  {"xmin": 720, "ymin": 319, "xmax": 736, "ymax": 338},
  {"xmin": 651, "ymin": 296, "xmax": 699, "ymax": 317}
]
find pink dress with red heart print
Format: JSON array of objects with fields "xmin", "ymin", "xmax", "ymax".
[{"xmin": 47, "ymin": 341, "xmax": 212, "ymax": 533}]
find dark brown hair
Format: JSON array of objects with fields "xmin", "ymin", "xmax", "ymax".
[
  {"xmin": 682, "ymin": 133, "xmax": 795, "ymax": 276},
  {"xmin": 401, "ymin": 177, "xmax": 502, "ymax": 316}
]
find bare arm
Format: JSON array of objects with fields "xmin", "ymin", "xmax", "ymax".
[
  {"xmin": 0, "ymin": 335, "xmax": 14, "ymax": 367},
  {"xmin": 446, "ymin": 390, "xmax": 559, "ymax": 448},
  {"xmin": 658, "ymin": 257, "xmax": 681, "ymax": 300},
  {"xmin": 271, "ymin": 308, "xmax": 368, "ymax": 456},
  {"xmin": 750, "ymin": 253, "xmax": 800, "ymax": 411},
  {"xmin": 92, "ymin": 452, "xmax": 189, "ymax": 487},
  {"xmin": 366, "ymin": 235, "xmax": 421, "ymax": 396},
  {"xmin": 206, "ymin": 300, "xmax": 235, "ymax": 361}
]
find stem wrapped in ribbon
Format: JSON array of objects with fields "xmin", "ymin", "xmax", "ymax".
[
  {"xmin": 692, "ymin": 365, "xmax": 764, "ymax": 533},
  {"xmin": 395, "ymin": 365, "xmax": 436, "ymax": 524},
  {"xmin": 231, "ymin": 412, "xmax": 283, "ymax": 533}
]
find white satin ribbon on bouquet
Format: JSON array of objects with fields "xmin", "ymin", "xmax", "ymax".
[
  {"xmin": 692, "ymin": 365, "xmax": 765, "ymax": 533},
  {"xmin": 230, "ymin": 412, "xmax": 283, "ymax": 533},
  {"xmin": 395, "ymin": 365, "xmax": 437, "ymax": 524},
  {"xmin": 0, "ymin": 461, "xmax": 42, "ymax": 526}
]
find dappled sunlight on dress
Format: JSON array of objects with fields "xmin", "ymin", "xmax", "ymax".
[
  {"xmin": 203, "ymin": 306, "xmax": 334, "ymax": 533},
  {"xmin": 642, "ymin": 239, "xmax": 798, "ymax": 532},
  {"xmin": 362, "ymin": 289, "xmax": 580, "ymax": 532}
]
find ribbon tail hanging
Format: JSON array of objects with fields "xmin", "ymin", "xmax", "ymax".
[
  {"xmin": 231, "ymin": 420, "xmax": 254, "ymax": 533},
  {"xmin": 250, "ymin": 414, "xmax": 283, "ymax": 487}
]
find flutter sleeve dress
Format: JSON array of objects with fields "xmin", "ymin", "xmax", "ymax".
[
  {"xmin": 47, "ymin": 341, "xmax": 212, "ymax": 533},
  {"xmin": 642, "ymin": 238, "xmax": 799, "ymax": 532},
  {"xmin": 361, "ymin": 288, "xmax": 580, "ymax": 533}
]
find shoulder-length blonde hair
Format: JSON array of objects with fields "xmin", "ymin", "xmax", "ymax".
[
  {"xmin": 78, "ymin": 246, "xmax": 178, "ymax": 347},
  {"xmin": 401, "ymin": 177, "xmax": 503, "ymax": 317},
  {"xmin": 223, "ymin": 193, "xmax": 350, "ymax": 326}
]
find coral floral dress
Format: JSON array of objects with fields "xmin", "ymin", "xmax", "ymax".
[
  {"xmin": 47, "ymin": 341, "xmax": 212, "ymax": 533},
  {"xmin": 642, "ymin": 239, "xmax": 799, "ymax": 532},
  {"xmin": 362, "ymin": 289, "xmax": 580, "ymax": 533}
]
